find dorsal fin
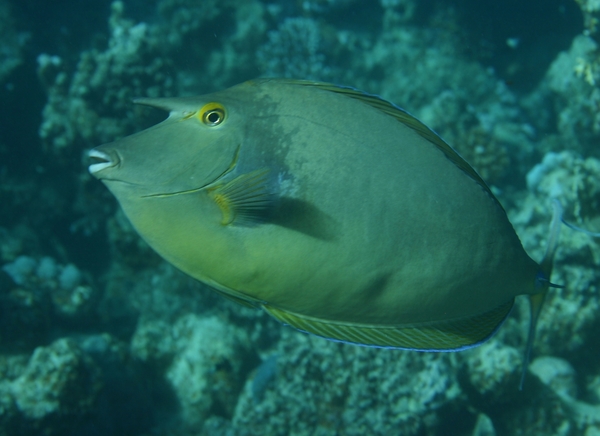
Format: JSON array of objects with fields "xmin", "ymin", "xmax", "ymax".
[{"xmin": 266, "ymin": 79, "xmax": 500, "ymax": 208}]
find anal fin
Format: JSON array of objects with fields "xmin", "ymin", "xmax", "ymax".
[{"xmin": 263, "ymin": 300, "xmax": 514, "ymax": 351}]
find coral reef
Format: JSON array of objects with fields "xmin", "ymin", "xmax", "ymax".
[
  {"xmin": 464, "ymin": 340, "xmax": 521, "ymax": 402},
  {"xmin": 38, "ymin": 1, "xmax": 175, "ymax": 156},
  {"xmin": 2, "ymin": 256, "xmax": 95, "ymax": 319},
  {"xmin": 535, "ymin": 35, "xmax": 600, "ymax": 158},
  {"xmin": 0, "ymin": 255, "xmax": 96, "ymax": 350},
  {"xmin": 257, "ymin": 16, "xmax": 332, "ymax": 79},
  {"xmin": 11, "ymin": 339, "xmax": 101, "ymax": 430},
  {"xmin": 131, "ymin": 313, "xmax": 254, "ymax": 431},
  {"xmin": 231, "ymin": 330, "xmax": 463, "ymax": 436},
  {"xmin": 510, "ymin": 152, "xmax": 600, "ymax": 359},
  {"xmin": 576, "ymin": 0, "xmax": 600, "ymax": 39},
  {"xmin": 0, "ymin": 339, "xmax": 102, "ymax": 435}
]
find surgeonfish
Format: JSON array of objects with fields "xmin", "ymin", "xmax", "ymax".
[{"xmin": 88, "ymin": 79, "xmax": 563, "ymax": 387}]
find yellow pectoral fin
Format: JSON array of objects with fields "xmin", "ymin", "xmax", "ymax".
[
  {"xmin": 263, "ymin": 300, "xmax": 514, "ymax": 351},
  {"xmin": 208, "ymin": 168, "xmax": 275, "ymax": 226}
]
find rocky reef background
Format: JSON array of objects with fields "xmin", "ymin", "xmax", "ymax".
[{"xmin": 0, "ymin": 0, "xmax": 599, "ymax": 435}]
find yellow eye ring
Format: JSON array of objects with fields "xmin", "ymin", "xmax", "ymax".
[{"xmin": 198, "ymin": 102, "xmax": 226, "ymax": 126}]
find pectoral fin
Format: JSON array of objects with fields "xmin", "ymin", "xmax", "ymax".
[{"xmin": 208, "ymin": 168, "xmax": 275, "ymax": 226}]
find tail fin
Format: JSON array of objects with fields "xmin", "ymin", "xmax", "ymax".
[
  {"xmin": 540, "ymin": 199, "xmax": 564, "ymax": 278},
  {"xmin": 561, "ymin": 218, "xmax": 600, "ymax": 238},
  {"xmin": 519, "ymin": 200, "xmax": 563, "ymax": 390},
  {"xmin": 520, "ymin": 200, "xmax": 600, "ymax": 389}
]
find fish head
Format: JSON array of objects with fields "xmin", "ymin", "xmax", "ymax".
[
  {"xmin": 88, "ymin": 90, "xmax": 249, "ymax": 199},
  {"xmin": 86, "ymin": 81, "xmax": 287, "ymax": 293}
]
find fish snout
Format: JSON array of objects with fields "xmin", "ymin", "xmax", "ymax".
[{"xmin": 88, "ymin": 148, "xmax": 119, "ymax": 176}]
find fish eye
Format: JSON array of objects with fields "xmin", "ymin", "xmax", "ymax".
[
  {"xmin": 204, "ymin": 110, "xmax": 224, "ymax": 125},
  {"xmin": 198, "ymin": 102, "xmax": 226, "ymax": 127}
]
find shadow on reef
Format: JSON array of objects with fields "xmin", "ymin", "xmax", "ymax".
[
  {"xmin": 66, "ymin": 343, "xmax": 179, "ymax": 436},
  {"xmin": 0, "ymin": 335, "xmax": 179, "ymax": 436}
]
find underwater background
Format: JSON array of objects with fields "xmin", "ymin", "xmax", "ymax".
[{"xmin": 0, "ymin": 0, "xmax": 599, "ymax": 435}]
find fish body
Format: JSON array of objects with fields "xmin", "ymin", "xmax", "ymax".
[{"xmin": 89, "ymin": 79, "xmax": 549, "ymax": 353}]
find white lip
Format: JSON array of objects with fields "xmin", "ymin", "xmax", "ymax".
[{"xmin": 88, "ymin": 149, "xmax": 114, "ymax": 174}]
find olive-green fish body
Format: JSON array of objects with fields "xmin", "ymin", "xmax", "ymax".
[{"xmin": 89, "ymin": 79, "xmax": 553, "ymax": 358}]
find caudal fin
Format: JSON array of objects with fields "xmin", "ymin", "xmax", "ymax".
[{"xmin": 520, "ymin": 200, "xmax": 564, "ymax": 390}]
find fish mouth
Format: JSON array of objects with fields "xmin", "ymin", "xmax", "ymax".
[{"xmin": 88, "ymin": 149, "xmax": 119, "ymax": 175}]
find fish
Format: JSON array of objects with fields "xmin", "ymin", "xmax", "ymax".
[{"xmin": 88, "ymin": 79, "xmax": 562, "ymax": 387}]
